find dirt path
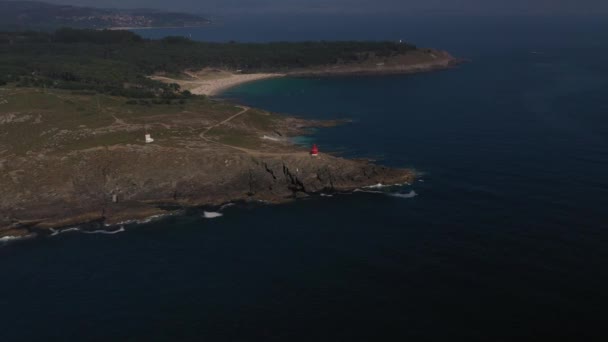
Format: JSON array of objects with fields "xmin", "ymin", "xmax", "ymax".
[
  {"xmin": 200, "ymin": 105, "xmax": 250, "ymax": 139},
  {"xmin": 112, "ymin": 115, "xmax": 127, "ymax": 126},
  {"xmin": 199, "ymin": 106, "xmax": 313, "ymax": 158}
]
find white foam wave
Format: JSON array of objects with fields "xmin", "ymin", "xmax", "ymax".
[
  {"xmin": 365, "ymin": 183, "xmax": 386, "ymax": 189},
  {"xmin": 364, "ymin": 182, "xmax": 409, "ymax": 189},
  {"xmin": 107, "ymin": 213, "xmax": 170, "ymax": 227},
  {"xmin": 220, "ymin": 203, "xmax": 235, "ymax": 210},
  {"xmin": 50, "ymin": 227, "xmax": 81, "ymax": 236},
  {"xmin": 135, "ymin": 214, "xmax": 168, "ymax": 225},
  {"xmin": 203, "ymin": 211, "xmax": 223, "ymax": 219},
  {"xmin": 389, "ymin": 190, "xmax": 418, "ymax": 199},
  {"xmin": 0, "ymin": 234, "xmax": 34, "ymax": 243},
  {"xmin": 320, "ymin": 193, "xmax": 333, "ymax": 197},
  {"xmin": 354, "ymin": 189, "xmax": 383, "ymax": 194},
  {"xmin": 82, "ymin": 227, "xmax": 125, "ymax": 235}
]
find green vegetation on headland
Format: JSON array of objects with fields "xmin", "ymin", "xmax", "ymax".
[{"xmin": 0, "ymin": 28, "xmax": 418, "ymax": 98}]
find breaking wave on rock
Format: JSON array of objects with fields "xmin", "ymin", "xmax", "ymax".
[
  {"xmin": 107, "ymin": 213, "xmax": 173, "ymax": 227},
  {"xmin": 364, "ymin": 183, "xmax": 388, "ymax": 189},
  {"xmin": 355, "ymin": 187, "xmax": 418, "ymax": 199},
  {"xmin": 81, "ymin": 227, "xmax": 126, "ymax": 235},
  {"xmin": 354, "ymin": 189, "xmax": 384, "ymax": 194},
  {"xmin": 0, "ymin": 234, "xmax": 35, "ymax": 244},
  {"xmin": 220, "ymin": 203, "xmax": 235, "ymax": 210},
  {"xmin": 50, "ymin": 227, "xmax": 81, "ymax": 236}
]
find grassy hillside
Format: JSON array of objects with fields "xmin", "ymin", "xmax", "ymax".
[{"xmin": 0, "ymin": 87, "xmax": 261, "ymax": 154}]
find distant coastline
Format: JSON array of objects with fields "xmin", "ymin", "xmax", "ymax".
[
  {"xmin": 109, "ymin": 25, "xmax": 210, "ymax": 31},
  {"xmin": 0, "ymin": 1, "xmax": 210, "ymax": 31}
]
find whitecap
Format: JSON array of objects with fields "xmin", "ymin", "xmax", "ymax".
[
  {"xmin": 388, "ymin": 190, "xmax": 418, "ymax": 199},
  {"xmin": 203, "ymin": 211, "xmax": 223, "ymax": 219},
  {"xmin": 320, "ymin": 193, "xmax": 333, "ymax": 197}
]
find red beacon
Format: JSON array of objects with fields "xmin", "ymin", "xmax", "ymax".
[{"xmin": 310, "ymin": 144, "xmax": 319, "ymax": 157}]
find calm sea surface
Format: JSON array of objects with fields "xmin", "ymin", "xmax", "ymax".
[{"xmin": 2, "ymin": 15, "xmax": 608, "ymax": 341}]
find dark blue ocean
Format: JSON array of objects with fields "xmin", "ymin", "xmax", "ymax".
[{"xmin": 2, "ymin": 15, "xmax": 608, "ymax": 341}]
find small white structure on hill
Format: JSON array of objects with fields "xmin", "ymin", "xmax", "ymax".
[{"xmin": 145, "ymin": 134, "xmax": 154, "ymax": 143}]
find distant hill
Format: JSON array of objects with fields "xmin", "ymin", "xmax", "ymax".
[{"xmin": 0, "ymin": 1, "xmax": 210, "ymax": 30}]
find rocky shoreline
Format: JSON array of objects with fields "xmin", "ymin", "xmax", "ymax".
[{"xmin": 0, "ymin": 146, "xmax": 415, "ymax": 240}]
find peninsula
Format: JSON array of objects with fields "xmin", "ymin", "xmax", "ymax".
[
  {"xmin": 152, "ymin": 46, "xmax": 457, "ymax": 96},
  {"xmin": 0, "ymin": 29, "xmax": 461, "ymax": 240}
]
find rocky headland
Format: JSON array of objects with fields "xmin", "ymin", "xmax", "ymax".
[{"xmin": 0, "ymin": 88, "xmax": 415, "ymax": 240}]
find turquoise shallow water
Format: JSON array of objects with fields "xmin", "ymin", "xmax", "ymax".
[{"xmin": 2, "ymin": 15, "xmax": 608, "ymax": 341}]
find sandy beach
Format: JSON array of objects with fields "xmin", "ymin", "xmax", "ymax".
[
  {"xmin": 152, "ymin": 71, "xmax": 284, "ymax": 96},
  {"xmin": 190, "ymin": 73, "xmax": 284, "ymax": 96}
]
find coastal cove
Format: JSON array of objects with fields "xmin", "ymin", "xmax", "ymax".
[{"xmin": 2, "ymin": 14, "xmax": 608, "ymax": 341}]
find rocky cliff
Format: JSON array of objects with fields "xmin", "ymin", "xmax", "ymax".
[{"xmin": 0, "ymin": 145, "xmax": 413, "ymax": 238}]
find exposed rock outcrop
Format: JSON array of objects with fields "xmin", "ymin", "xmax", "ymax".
[{"xmin": 0, "ymin": 145, "xmax": 414, "ymax": 238}]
